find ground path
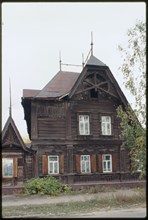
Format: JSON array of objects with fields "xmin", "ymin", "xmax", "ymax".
[{"xmin": 2, "ymin": 189, "xmax": 146, "ymax": 218}]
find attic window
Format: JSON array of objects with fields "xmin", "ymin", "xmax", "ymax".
[{"xmin": 90, "ymin": 88, "xmax": 98, "ymax": 98}]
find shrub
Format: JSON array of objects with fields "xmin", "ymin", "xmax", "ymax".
[{"xmin": 24, "ymin": 176, "xmax": 70, "ymax": 196}]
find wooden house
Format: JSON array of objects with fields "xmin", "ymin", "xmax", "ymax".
[
  {"xmin": 21, "ymin": 53, "xmax": 141, "ymax": 186},
  {"xmin": 2, "ymin": 114, "xmax": 35, "ymax": 194}
]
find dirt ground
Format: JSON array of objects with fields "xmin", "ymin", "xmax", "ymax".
[
  {"xmin": 2, "ymin": 188, "xmax": 143, "ymax": 207},
  {"xmin": 2, "ymin": 189, "xmax": 147, "ymax": 218}
]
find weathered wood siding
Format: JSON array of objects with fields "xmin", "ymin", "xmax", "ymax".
[
  {"xmin": 37, "ymin": 118, "xmax": 66, "ymax": 138},
  {"xmin": 70, "ymin": 99, "xmax": 121, "ymax": 140}
]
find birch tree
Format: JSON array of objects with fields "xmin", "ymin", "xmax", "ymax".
[{"xmin": 117, "ymin": 20, "xmax": 146, "ymax": 178}]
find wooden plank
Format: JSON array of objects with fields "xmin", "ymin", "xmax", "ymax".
[
  {"xmin": 59, "ymin": 154, "xmax": 64, "ymax": 174},
  {"xmin": 42, "ymin": 155, "xmax": 48, "ymax": 175},
  {"xmin": 75, "ymin": 155, "xmax": 81, "ymax": 173},
  {"xmin": 98, "ymin": 154, "xmax": 102, "ymax": 173},
  {"xmin": 13, "ymin": 157, "xmax": 18, "ymax": 177},
  {"xmin": 91, "ymin": 154, "xmax": 96, "ymax": 173}
]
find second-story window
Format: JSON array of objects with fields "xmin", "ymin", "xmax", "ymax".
[
  {"xmin": 101, "ymin": 116, "xmax": 111, "ymax": 135},
  {"xmin": 79, "ymin": 115, "xmax": 90, "ymax": 135}
]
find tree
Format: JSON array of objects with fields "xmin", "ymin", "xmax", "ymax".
[{"xmin": 117, "ymin": 20, "xmax": 146, "ymax": 178}]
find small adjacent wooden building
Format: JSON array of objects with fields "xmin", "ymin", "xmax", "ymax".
[
  {"xmin": 21, "ymin": 54, "xmax": 141, "ymax": 185},
  {"xmin": 2, "ymin": 114, "xmax": 35, "ymax": 194}
]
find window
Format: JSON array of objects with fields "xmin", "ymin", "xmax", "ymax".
[
  {"xmin": 101, "ymin": 116, "xmax": 111, "ymax": 135},
  {"xmin": 102, "ymin": 154, "xmax": 112, "ymax": 172},
  {"xmin": 81, "ymin": 155, "xmax": 91, "ymax": 173},
  {"xmin": 90, "ymin": 88, "xmax": 98, "ymax": 98},
  {"xmin": 2, "ymin": 158, "xmax": 13, "ymax": 177},
  {"xmin": 48, "ymin": 156, "xmax": 59, "ymax": 174},
  {"xmin": 79, "ymin": 115, "xmax": 90, "ymax": 135}
]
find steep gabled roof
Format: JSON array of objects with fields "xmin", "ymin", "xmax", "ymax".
[
  {"xmin": 22, "ymin": 55, "xmax": 128, "ymax": 107},
  {"xmin": 2, "ymin": 116, "xmax": 34, "ymax": 153},
  {"xmin": 68, "ymin": 55, "xmax": 128, "ymax": 107},
  {"xmin": 86, "ymin": 55, "xmax": 106, "ymax": 66}
]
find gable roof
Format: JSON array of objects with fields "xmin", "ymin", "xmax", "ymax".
[
  {"xmin": 2, "ymin": 116, "xmax": 34, "ymax": 153},
  {"xmin": 23, "ymin": 71, "xmax": 80, "ymax": 99},
  {"xmin": 22, "ymin": 55, "xmax": 128, "ymax": 107},
  {"xmin": 68, "ymin": 55, "xmax": 128, "ymax": 106},
  {"xmin": 86, "ymin": 55, "xmax": 106, "ymax": 66}
]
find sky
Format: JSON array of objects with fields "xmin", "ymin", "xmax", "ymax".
[{"xmin": 2, "ymin": 2, "xmax": 146, "ymax": 139}]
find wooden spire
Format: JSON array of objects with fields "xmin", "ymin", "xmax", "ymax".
[
  {"xmin": 9, "ymin": 77, "xmax": 12, "ymax": 117},
  {"xmin": 59, "ymin": 50, "xmax": 62, "ymax": 71},
  {"xmin": 91, "ymin": 31, "xmax": 93, "ymax": 55}
]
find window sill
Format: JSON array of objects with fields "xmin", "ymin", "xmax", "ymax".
[
  {"xmin": 99, "ymin": 134, "xmax": 115, "ymax": 138},
  {"xmin": 102, "ymin": 171, "xmax": 112, "ymax": 173},
  {"xmin": 2, "ymin": 176, "xmax": 13, "ymax": 179},
  {"xmin": 78, "ymin": 135, "xmax": 93, "ymax": 138}
]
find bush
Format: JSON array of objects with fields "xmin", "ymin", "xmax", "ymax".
[{"xmin": 24, "ymin": 176, "xmax": 70, "ymax": 196}]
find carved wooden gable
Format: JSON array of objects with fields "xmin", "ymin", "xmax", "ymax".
[
  {"xmin": 2, "ymin": 116, "xmax": 25, "ymax": 148},
  {"xmin": 69, "ymin": 55, "xmax": 128, "ymax": 106},
  {"xmin": 72, "ymin": 69, "xmax": 120, "ymax": 101}
]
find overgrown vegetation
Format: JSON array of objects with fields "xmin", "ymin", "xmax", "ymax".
[{"xmin": 24, "ymin": 176, "xmax": 71, "ymax": 196}]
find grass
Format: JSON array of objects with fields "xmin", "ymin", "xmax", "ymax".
[{"xmin": 2, "ymin": 187, "xmax": 146, "ymax": 218}]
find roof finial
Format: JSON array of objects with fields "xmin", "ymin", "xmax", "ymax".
[
  {"xmin": 9, "ymin": 77, "xmax": 12, "ymax": 117},
  {"xmin": 59, "ymin": 50, "xmax": 62, "ymax": 71},
  {"xmin": 91, "ymin": 31, "xmax": 93, "ymax": 55},
  {"xmin": 82, "ymin": 53, "xmax": 84, "ymax": 68}
]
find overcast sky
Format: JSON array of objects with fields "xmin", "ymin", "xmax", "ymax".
[{"xmin": 2, "ymin": 2, "xmax": 146, "ymax": 139}]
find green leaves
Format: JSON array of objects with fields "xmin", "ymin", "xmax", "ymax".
[
  {"xmin": 117, "ymin": 105, "xmax": 146, "ymax": 178},
  {"xmin": 118, "ymin": 20, "xmax": 146, "ymax": 128},
  {"xmin": 117, "ymin": 20, "xmax": 146, "ymax": 179},
  {"xmin": 24, "ymin": 176, "xmax": 71, "ymax": 196}
]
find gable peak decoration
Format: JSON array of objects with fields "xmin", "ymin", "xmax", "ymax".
[
  {"xmin": 9, "ymin": 77, "xmax": 12, "ymax": 118},
  {"xmin": 86, "ymin": 55, "xmax": 106, "ymax": 67}
]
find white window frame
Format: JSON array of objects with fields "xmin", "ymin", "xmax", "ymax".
[
  {"xmin": 2, "ymin": 158, "xmax": 13, "ymax": 177},
  {"xmin": 101, "ymin": 116, "xmax": 111, "ymax": 135},
  {"xmin": 48, "ymin": 156, "xmax": 59, "ymax": 174},
  {"xmin": 102, "ymin": 154, "xmax": 112, "ymax": 173},
  {"xmin": 81, "ymin": 155, "xmax": 91, "ymax": 173},
  {"xmin": 79, "ymin": 115, "xmax": 90, "ymax": 135}
]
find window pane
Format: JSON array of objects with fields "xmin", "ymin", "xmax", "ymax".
[
  {"xmin": 49, "ymin": 162, "xmax": 53, "ymax": 173},
  {"xmin": 106, "ymin": 116, "xmax": 110, "ymax": 122},
  {"xmin": 103, "ymin": 161, "xmax": 106, "ymax": 171},
  {"xmin": 106, "ymin": 155, "xmax": 110, "ymax": 160},
  {"xmin": 108, "ymin": 161, "xmax": 110, "ymax": 170},
  {"xmin": 102, "ymin": 123, "xmax": 106, "ymax": 135},
  {"xmin": 79, "ymin": 115, "xmax": 90, "ymax": 135},
  {"xmin": 84, "ymin": 115, "xmax": 89, "ymax": 121},
  {"xmin": 101, "ymin": 116, "xmax": 106, "ymax": 122},
  {"xmin": 54, "ymin": 163, "xmax": 58, "ymax": 173},
  {"xmin": 80, "ymin": 123, "xmax": 84, "ymax": 134},
  {"xmin": 49, "ymin": 156, "xmax": 57, "ymax": 161},
  {"xmin": 48, "ymin": 156, "xmax": 59, "ymax": 174},
  {"xmin": 86, "ymin": 161, "xmax": 90, "ymax": 172},
  {"xmin": 81, "ymin": 161, "xmax": 85, "ymax": 172},
  {"xmin": 79, "ymin": 115, "xmax": 83, "ymax": 121},
  {"xmin": 3, "ymin": 158, "xmax": 13, "ymax": 177}
]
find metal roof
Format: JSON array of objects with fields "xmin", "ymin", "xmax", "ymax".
[
  {"xmin": 23, "ymin": 89, "xmax": 41, "ymax": 98},
  {"xmin": 23, "ymin": 71, "xmax": 80, "ymax": 98},
  {"xmin": 86, "ymin": 55, "xmax": 106, "ymax": 66}
]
